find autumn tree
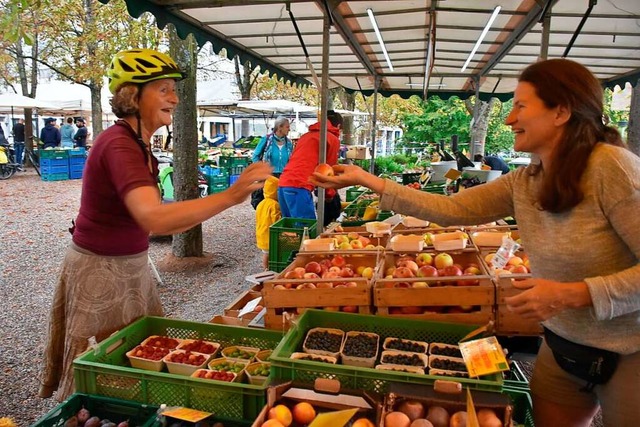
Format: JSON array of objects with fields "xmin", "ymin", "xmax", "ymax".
[
  {"xmin": 464, "ymin": 97, "xmax": 500, "ymax": 158},
  {"xmin": 34, "ymin": 0, "xmax": 162, "ymax": 136},
  {"xmin": 234, "ymin": 57, "xmax": 260, "ymax": 137}
]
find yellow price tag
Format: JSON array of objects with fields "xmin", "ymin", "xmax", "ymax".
[{"xmin": 308, "ymin": 408, "xmax": 359, "ymax": 427}]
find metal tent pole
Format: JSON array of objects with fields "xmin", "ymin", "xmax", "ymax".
[
  {"xmin": 369, "ymin": 76, "xmax": 379, "ymax": 175},
  {"xmin": 316, "ymin": 4, "xmax": 331, "ymax": 235}
]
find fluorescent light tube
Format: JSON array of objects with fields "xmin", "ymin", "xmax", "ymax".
[
  {"xmin": 367, "ymin": 8, "xmax": 394, "ymax": 71},
  {"xmin": 461, "ymin": 6, "xmax": 501, "ymax": 72}
]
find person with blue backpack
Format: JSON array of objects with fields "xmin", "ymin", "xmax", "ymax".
[{"xmin": 250, "ymin": 116, "xmax": 293, "ymax": 208}]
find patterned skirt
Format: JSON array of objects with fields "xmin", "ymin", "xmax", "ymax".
[{"xmin": 39, "ymin": 243, "xmax": 163, "ymax": 401}]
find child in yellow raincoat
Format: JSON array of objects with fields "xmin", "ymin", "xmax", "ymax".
[{"xmin": 256, "ymin": 176, "xmax": 281, "ymax": 269}]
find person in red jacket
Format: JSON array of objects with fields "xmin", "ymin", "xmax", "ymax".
[{"xmin": 277, "ymin": 110, "xmax": 342, "ymax": 219}]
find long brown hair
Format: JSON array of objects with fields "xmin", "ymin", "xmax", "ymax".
[{"xmin": 519, "ymin": 59, "xmax": 624, "ymax": 213}]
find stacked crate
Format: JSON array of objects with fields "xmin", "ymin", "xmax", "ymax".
[
  {"xmin": 202, "ymin": 165, "xmax": 230, "ymax": 194},
  {"xmin": 268, "ymin": 217, "xmax": 317, "ymax": 272},
  {"xmin": 69, "ymin": 148, "xmax": 87, "ymax": 179},
  {"xmin": 40, "ymin": 149, "xmax": 69, "ymax": 181}
]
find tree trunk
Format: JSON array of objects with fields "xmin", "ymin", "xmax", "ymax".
[
  {"xmin": 234, "ymin": 56, "xmax": 253, "ymax": 138},
  {"xmin": 627, "ymin": 80, "xmax": 640, "ymax": 156},
  {"xmin": 170, "ymin": 29, "xmax": 203, "ymax": 258},
  {"xmin": 89, "ymin": 83, "xmax": 103, "ymax": 137},
  {"xmin": 337, "ymin": 89, "xmax": 356, "ymax": 145},
  {"xmin": 465, "ymin": 97, "xmax": 498, "ymax": 158}
]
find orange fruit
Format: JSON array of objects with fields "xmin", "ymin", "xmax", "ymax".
[
  {"xmin": 268, "ymin": 404, "xmax": 292, "ymax": 427},
  {"xmin": 292, "ymin": 402, "xmax": 316, "ymax": 424}
]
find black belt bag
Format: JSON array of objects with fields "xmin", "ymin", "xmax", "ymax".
[{"xmin": 544, "ymin": 327, "xmax": 619, "ymax": 392}]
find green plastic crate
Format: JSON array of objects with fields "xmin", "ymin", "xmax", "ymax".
[
  {"xmin": 268, "ymin": 217, "xmax": 317, "ymax": 265},
  {"xmin": 269, "ymin": 310, "xmax": 503, "ymax": 394},
  {"xmin": 346, "ymin": 186, "xmax": 368, "ymax": 202},
  {"xmin": 208, "ymin": 174, "xmax": 230, "ymax": 194},
  {"xmin": 41, "ymin": 172, "xmax": 69, "ymax": 181},
  {"xmin": 503, "ymin": 386, "xmax": 535, "ymax": 427},
  {"xmin": 219, "ymin": 156, "xmax": 250, "ymax": 169},
  {"xmin": 32, "ymin": 393, "xmax": 159, "ymax": 427},
  {"xmin": 73, "ymin": 316, "xmax": 284, "ymax": 420},
  {"xmin": 268, "ymin": 260, "xmax": 291, "ymax": 273},
  {"xmin": 39, "ymin": 149, "xmax": 69, "ymax": 159}
]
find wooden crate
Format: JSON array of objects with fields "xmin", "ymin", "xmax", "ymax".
[
  {"xmin": 479, "ymin": 249, "xmax": 542, "ymax": 336},
  {"xmin": 263, "ymin": 252, "xmax": 382, "ymax": 331},
  {"xmin": 224, "ymin": 290, "xmax": 263, "ymax": 320},
  {"xmin": 374, "ymin": 251, "xmax": 495, "ymax": 326}
]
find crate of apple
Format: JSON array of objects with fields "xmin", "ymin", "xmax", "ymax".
[
  {"xmin": 191, "ymin": 368, "xmax": 237, "ymax": 382},
  {"xmin": 177, "ymin": 339, "xmax": 220, "ymax": 355},
  {"xmin": 163, "ymin": 350, "xmax": 209, "ymax": 376},
  {"xmin": 126, "ymin": 345, "xmax": 171, "ymax": 371}
]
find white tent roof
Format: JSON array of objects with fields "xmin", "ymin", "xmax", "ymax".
[
  {"xmin": 35, "ymin": 80, "xmax": 113, "ymax": 115},
  {"xmin": 0, "ymin": 93, "xmax": 59, "ymax": 111}
]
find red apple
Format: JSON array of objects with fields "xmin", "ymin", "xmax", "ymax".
[
  {"xmin": 341, "ymin": 305, "xmax": 358, "ymax": 313},
  {"xmin": 315, "ymin": 163, "xmax": 334, "ymax": 176},
  {"xmin": 441, "ymin": 265, "xmax": 463, "ymax": 277},
  {"xmin": 398, "ymin": 260, "xmax": 419, "ymax": 274},
  {"xmin": 457, "ymin": 272, "xmax": 480, "ymax": 286},
  {"xmin": 417, "ymin": 265, "xmax": 439, "ymax": 278},
  {"xmin": 305, "ymin": 261, "xmax": 322, "ymax": 275},
  {"xmin": 401, "ymin": 306, "xmax": 423, "ymax": 315},
  {"xmin": 393, "ymin": 267, "xmax": 415, "ymax": 279},
  {"xmin": 389, "ymin": 307, "xmax": 403, "ymax": 315},
  {"xmin": 340, "ymin": 267, "xmax": 355, "ymax": 278},
  {"xmin": 316, "ymin": 282, "xmax": 334, "ymax": 289},
  {"xmin": 510, "ymin": 265, "xmax": 530, "ymax": 275},
  {"xmin": 395, "ymin": 282, "xmax": 411, "ymax": 288},
  {"xmin": 303, "ymin": 272, "xmax": 320, "ymax": 279},
  {"xmin": 331, "ymin": 255, "xmax": 346, "ymax": 267},
  {"xmin": 396, "ymin": 255, "xmax": 416, "ymax": 267},
  {"xmin": 463, "ymin": 265, "xmax": 482, "ymax": 275},
  {"xmin": 322, "ymin": 271, "xmax": 340, "ymax": 279},
  {"xmin": 345, "ymin": 281, "xmax": 358, "ymax": 288},
  {"xmin": 297, "ymin": 283, "xmax": 317, "ymax": 289}
]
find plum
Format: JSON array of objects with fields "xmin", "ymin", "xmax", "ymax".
[
  {"xmin": 84, "ymin": 416, "xmax": 101, "ymax": 427},
  {"xmin": 77, "ymin": 407, "xmax": 91, "ymax": 425}
]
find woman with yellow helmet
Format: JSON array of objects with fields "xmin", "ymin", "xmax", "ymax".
[{"xmin": 39, "ymin": 49, "xmax": 272, "ymax": 401}]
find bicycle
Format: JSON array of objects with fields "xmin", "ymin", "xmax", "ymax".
[
  {"xmin": 0, "ymin": 142, "xmax": 20, "ymax": 180},
  {"xmin": 23, "ymin": 137, "xmax": 41, "ymax": 176}
]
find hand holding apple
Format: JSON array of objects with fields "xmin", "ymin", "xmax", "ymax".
[{"xmin": 309, "ymin": 164, "xmax": 386, "ymax": 193}]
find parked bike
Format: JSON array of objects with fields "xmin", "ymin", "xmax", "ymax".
[{"xmin": 0, "ymin": 142, "xmax": 21, "ymax": 180}]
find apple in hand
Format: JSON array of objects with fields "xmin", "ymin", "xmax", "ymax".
[{"xmin": 315, "ymin": 163, "xmax": 334, "ymax": 176}]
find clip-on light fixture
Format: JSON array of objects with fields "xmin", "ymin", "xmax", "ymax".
[
  {"xmin": 461, "ymin": 6, "xmax": 501, "ymax": 72},
  {"xmin": 367, "ymin": 8, "xmax": 394, "ymax": 71}
]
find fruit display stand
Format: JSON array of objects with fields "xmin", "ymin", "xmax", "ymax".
[
  {"xmin": 269, "ymin": 309, "xmax": 503, "ymax": 394},
  {"xmin": 268, "ymin": 217, "xmax": 318, "ymax": 273},
  {"xmin": 480, "ymin": 249, "xmax": 543, "ymax": 336},
  {"xmin": 73, "ymin": 316, "xmax": 283, "ymax": 420},
  {"xmin": 375, "ymin": 250, "xmax": 495, "ymax": 326},
  {"xmin": 262, "ymin": 252, "xmax": 382, "ymax": 331},
  {"xmin": 32, "ymin": 393, "xmax": 159, "ymax": 427}
]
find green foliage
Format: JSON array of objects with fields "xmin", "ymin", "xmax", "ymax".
[
  {"xmin": 603, "ymin": 87, "xmax": 630, "ymax": 127},
  {"xmin": 357, "ymin": 153, "xmax": 422, "ymax": 175},
  {"xmin": 400, "ymin": 96, "xmax": 471, "ymax": 144},
  {"xmin": 485, "ymin": 99, "xmax": 515, "ymax": 154}
]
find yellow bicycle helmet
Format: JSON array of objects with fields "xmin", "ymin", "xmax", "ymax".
[{"xmin": 107, "ymin": 48, "xmax": 186, "ymax": 94}]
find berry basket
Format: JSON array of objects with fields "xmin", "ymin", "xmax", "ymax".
[
  {"xmin": 73, "ymin": 316, "xmax": 283, "ymax": 420},
  {"xmin": 32, "ymin": 393, "xmax": 158, "ymax": 427},
  {"xmin": 269, "ymin": 309, "xmax": 503, "ymax": 394}
]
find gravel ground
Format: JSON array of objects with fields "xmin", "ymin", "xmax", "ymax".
[{"xmin": 0, "ymin": 168, "xmax": 264, "ymax": 426}]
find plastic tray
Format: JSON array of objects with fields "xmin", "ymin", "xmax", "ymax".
[
  {"xmin": 31, "ymin": 393, "xmax": 158, "ymax": 427},
  {"xmin": 255, "ymin": 349, "xmax": 272, "ymax": 362},
  {"xmin": 73, "ymin": 316, "xmax": 283, "ymax": 420},
  {"xmin": 191, "ymin": 369, "xmax": 238, "ymax": 383},
  {"xmin": 207, "ymin": 357, "xmax": 249, "ymax": 375},
  {"xmin": 428, "ymin": 368, "xmax": 469, "ymax": 379},
  {"xmin": 429, "ymin": 342, "xmax": 462, "ymax": 358},
  {"xmin": 244, "ymin": 362, "xmax": 271, "ymax": 385},
  {"xmin": 375, "ymin": 364, "xmax": 425, "ymax": 375},
  {"xmin": 269, "ymin": 310, "xmax": 503, "ymax": 394},
  {"xmin": 389, "ymin": 234, "xmax": 425, "ymax": 252},
  {"xmin": 163, "ymin": 350, "xmax": 210, "ymax": 376},
  {"xmin": 428, "ymin": 354, "xmax": 468, "ymax": 373}
]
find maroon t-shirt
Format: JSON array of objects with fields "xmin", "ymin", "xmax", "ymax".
[{"xmin": 73, "ymin": 121, "xmax": 159, "ymax": 256}]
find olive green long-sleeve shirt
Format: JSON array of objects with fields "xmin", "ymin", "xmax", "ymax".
[{"xmin": 381, "ymin": 143, "xmax": 640, "ymax": 355}]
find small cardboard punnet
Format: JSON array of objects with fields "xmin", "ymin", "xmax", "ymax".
[{"xmin": 251, "ymin": 379, "xmax": 380, "ymax": 427}]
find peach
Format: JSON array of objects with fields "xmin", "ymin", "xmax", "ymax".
[
  {"xmin": 268, "ymin": 404, "xmax": 292, "ymax": 427},
  {"xmin": 352, "ymin": 419, "xmax": 375, "ymax": 427},
  {"xmin": 261, "ymin": 420, "xmax": 285, "ymax": 427},
  {"xmin": 292, "ymin": 402, "xmax": 316, "ymax": 424}
]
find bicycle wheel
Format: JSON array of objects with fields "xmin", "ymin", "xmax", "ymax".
[
  {"xmin": 26, "ymin": 149, "xmax": 41, "ymax": 176},
  {"xmin": 0, "ymin": 164, "xmax": 16, "ymax": 180}
]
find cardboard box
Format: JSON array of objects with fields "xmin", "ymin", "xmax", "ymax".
[
  {"xmin": 346, "ymin": 145, "xmax": 371, "ymax": 160},
  {"xmin": 251, "ymin": 379, "xmax": 380, "ymax": 427}
]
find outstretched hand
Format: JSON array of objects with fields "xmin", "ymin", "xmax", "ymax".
[
  {"xmin": 309, "ymin": 164, "xmax": 385, "ymax": 193},
  {"xmin": 227, "ymin": 162, "xmax": 273, "ymax": 204}
]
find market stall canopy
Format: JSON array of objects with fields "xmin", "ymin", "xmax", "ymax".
[
  {"xmin": 0, "ymin": 93, "xmax": 59, "ymax": 112},
  {"xmin": 198, "ymin": 99, "xmax": 319, "ymax": 119},
  {"xmin": 113, "ymin": 0, "xmax": 640, "ymax": 100}
]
